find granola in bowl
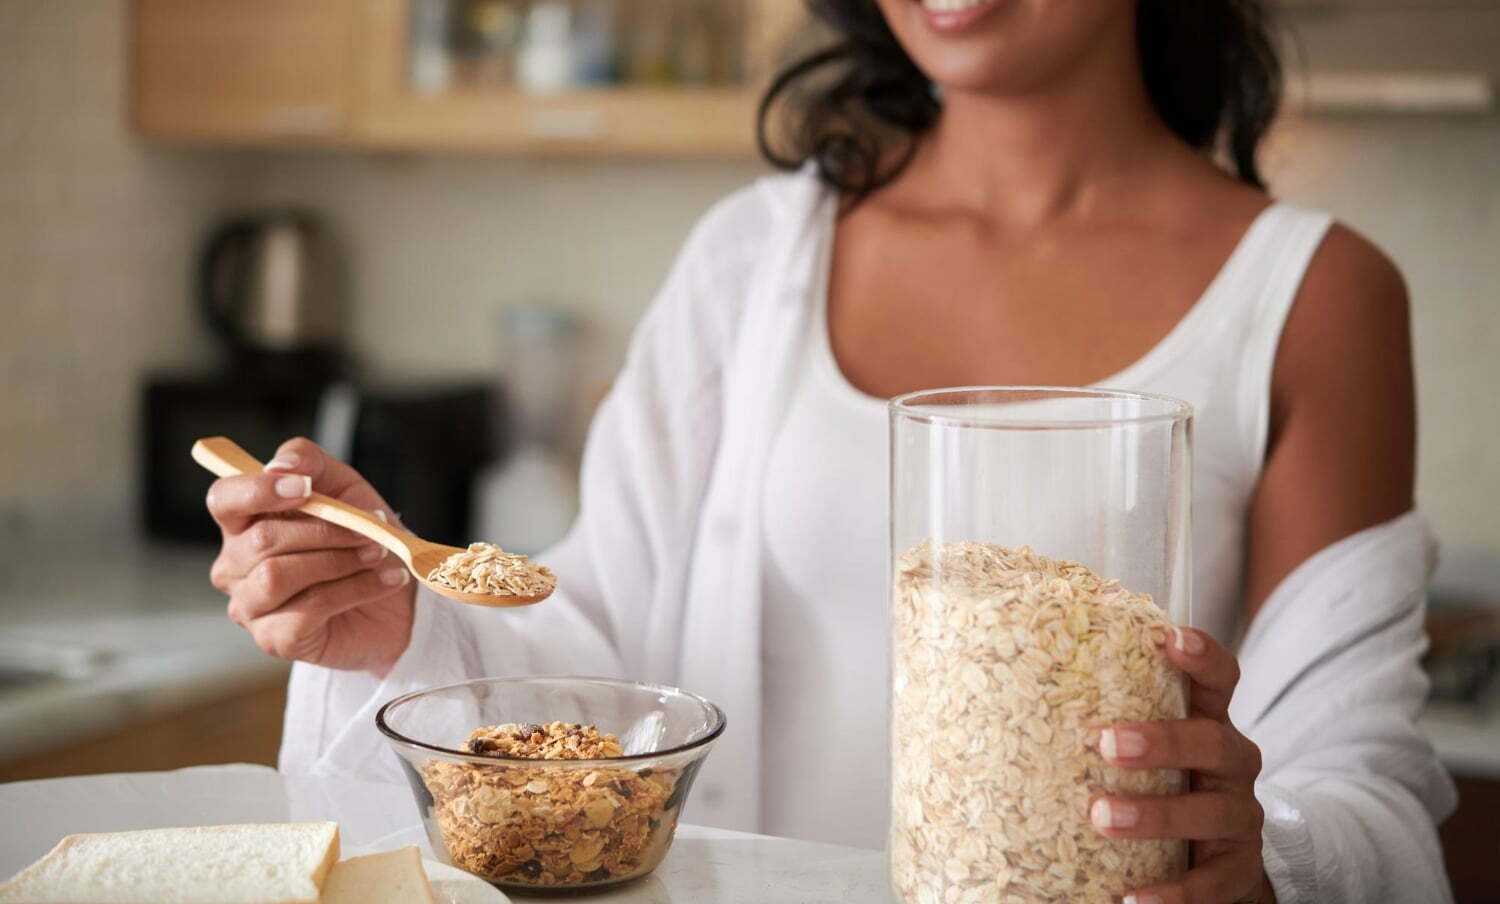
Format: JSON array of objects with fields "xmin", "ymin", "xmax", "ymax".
[
  {"xmin": 421, "ymin": 722, "xmax": 678, "ymax": 888},
  {"xmin": 377, "ymin": 677, "xmax": 724, "ymax": 892}
]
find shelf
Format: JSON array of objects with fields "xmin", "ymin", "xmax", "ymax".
[
  {"xmin": 1279, "ymin": 0, "xmax": 1500, "ymax": 10},
  {"xmin": 1288, "ymin": 69, "xmax": 1495, "ymax": 115},
  {"xmin": 354, "ymin": 87, "xmax": 762, "ymax": 156},
  {"xmin": 353, "ymin": 0, "xmax": 789, "ymax": 156},
  {"xmin": 131, "ymin": 0, "xmax": 802, "ymax": 157}
]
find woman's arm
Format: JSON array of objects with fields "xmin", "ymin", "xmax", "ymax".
[
  {"xmin": 1237, "ymin": 225, "xmax": 1453, "ymax": 903},
  {"xmin": 1244, "ymin": 224, "xmax": 1416, "ymax": 618},
  {"xmin": 276, "ymin": 186, "xmax": 778, "ymax": 782},
  {"xmin": 1100, "ymin": 224, "xmax": 1454, "ymax": 904}
]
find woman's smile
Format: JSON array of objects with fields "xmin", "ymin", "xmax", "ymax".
[{"xmin": 911, "ymin": 0, "xmax": 1007, "ymax": 35}]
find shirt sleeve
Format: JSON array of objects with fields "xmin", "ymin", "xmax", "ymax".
[
  {"xmin": 278, "ymin": 184, "xmax": 777, "ymax": 784},
  {"xmin": 1253, "ymin": 640, "xmax": 1456, "ymax": 904},
  {"xmin": 1233, "ymin": 513, "xmax": 1457, "ymax": 904}
]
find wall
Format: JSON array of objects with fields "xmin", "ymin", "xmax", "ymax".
[
  {"xmin": 2, "ymin": 0, "xmax": 1497, "ymax": 560},
  {"xmin": 0, "ymin": 0, "xmax": 248, "ymax": 534},
  {"xmin": 0, "ymin": 0, "xmax": 760, "ymax": 539},
  {"xmin": 1267, "ymin": 117, "xmax": 1500, "ymax": 557},
  {"xmin": 245, "ymin": 127, "xmax": 1500, "ymax": 556},
  {"xmin": 232, "ymin": 154, "xmax": 763, "ymax": 392}
]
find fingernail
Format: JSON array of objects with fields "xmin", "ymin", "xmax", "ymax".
[
  {"xmin": 1100, "ymin": 728, "xmax": 1149, "ymax": 760},
  {"xmin": 380, "ymin": 566, "xmax": 410, "ymax": 587},
  {"xmin": 1174, "ymin": 626, "xmax": 1205, "ymax": 655},
  {"xmin": 1124, "ymin": 895, "xmax": 1164, "ymax": 904},
  {"xmin": 275, "ymin": 475, "xmax": 312, "ymax": 499},
  {"xmin": 265, "ymin": 453, "xmax": 300, "ymax": 472},
  {"xmin": 1091, "ymin": 799, "xmax": 1139, "ymax": 829},
  {"xmin": 358, "ymin": 545, "xmax": 387, "ymax": 564},
  {"xmin": 374, "ymin": 509, "xmax": 389, "ymax": 523}
]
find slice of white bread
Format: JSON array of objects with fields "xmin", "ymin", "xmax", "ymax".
[
  {"xmin": 0, "ymin": 822, "xmax": 339, "ymax": 904},
  {"xmin": 320, "ymin": 848, "xmax": 436, "ymax": 904}
]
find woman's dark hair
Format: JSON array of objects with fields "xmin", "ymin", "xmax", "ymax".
[{"xmin": 758, "ymin": 0, "xmax": 1282, "ymax": 200}]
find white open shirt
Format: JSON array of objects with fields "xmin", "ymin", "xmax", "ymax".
[{"xmin": 279, "ymin": 170, "xmax": 1455, "ymax": 904}]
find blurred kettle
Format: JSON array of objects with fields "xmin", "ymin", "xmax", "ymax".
[{"xmin": 198, "ymin": 211, "xmax": 344, "ymax": 354}]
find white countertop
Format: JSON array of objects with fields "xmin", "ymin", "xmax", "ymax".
[
  {"xmin": 2, "ymin": 538, "xmax": 1498, "ymax": 778},
  {"xmin": 0, "ymin": 766, "xmax": 891, "ymax": 903},
  {"xmin": 0, "ymin": 540, "xmax": 287, "ymax": 761}
]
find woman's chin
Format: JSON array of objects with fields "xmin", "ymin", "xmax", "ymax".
[{"xmin": 879, "ymin": 0, "xmax": 1136, "ymax": 101}]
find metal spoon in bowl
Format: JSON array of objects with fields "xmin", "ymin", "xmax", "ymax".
[{"xmin": 191, "ymin": 436, "xmax": 552, "ymax": 608}]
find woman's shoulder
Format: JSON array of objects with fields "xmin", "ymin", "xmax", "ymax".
[
  {"xmin": 1192, "ymin": 174, "xmax": 1404, "ymax": 325},
  {"xmin": 1271, "ymin": 211, "xmax": 1409, "ymax": 380},
  {"xmin": 1277, "ymin": 214, "xmax": 1412, "ymax": 426},
  {"xmin": 1296, "ymin": 219, "xmax": 1407, "ymax": 316}
]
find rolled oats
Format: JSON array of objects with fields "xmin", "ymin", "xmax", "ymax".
[
  {"xmin": 426, "ymin": 542, "xmax": 556, "ymax": 598},
  {"xmin": 891, "ymin": 542, "xmax": 1187, "ymax": 904},
  {"xmin": 420, "ymin": 722, "xmax": 679, "ymax": 888}
]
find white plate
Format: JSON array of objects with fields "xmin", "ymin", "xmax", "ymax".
[{"xmin": 423, "ymin": 858, "xmax": 512, "ymax": 904}]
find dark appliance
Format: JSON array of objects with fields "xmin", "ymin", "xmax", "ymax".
[
  {"xmin": 141, "ymin": 377, "xmax": 500, "ymax": 548},
  {"xmin": 199, "ymin": 211, "xmax": 345, "ymax": 360}
]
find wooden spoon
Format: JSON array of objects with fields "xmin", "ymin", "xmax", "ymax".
[{"xmin": 191, "ymin": 436, "xmax": 551, "ymax": 608}]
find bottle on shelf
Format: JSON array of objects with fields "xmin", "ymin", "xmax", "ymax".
[
  {"xmin": 573, "ymin": 0, "xmax": 619, "ymax": 86},
  {"xmin": 518, "ymin": 1, "xmax": 579, "ymax": 93},
  {"xmin": 622, "ymin": 0, "xmax": 675, "ymax": 85},
  {"xmin": 407, "ymin": 0, "xmax": 454, "ymax": 94}
]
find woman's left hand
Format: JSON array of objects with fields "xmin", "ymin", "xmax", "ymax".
[{"xmin": 1092, "ymin": 626, "xmax": 1278, "ymax": 904}]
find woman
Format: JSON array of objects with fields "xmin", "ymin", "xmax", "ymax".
[{"xmin": 205, "ymin": 1, "xmax": 1455, "ymax": 901}]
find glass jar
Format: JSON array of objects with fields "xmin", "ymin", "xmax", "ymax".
[{"xmin": 889, "ymin": 388, "xmax": 1193, "ymax": 904}]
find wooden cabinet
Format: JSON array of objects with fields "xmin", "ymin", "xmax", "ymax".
[
  {"xmin": 132, "ymin": 0, "xmax": 361, "ymax": 145},
  {"xmin": 131, "ymin": 0, "xmax": 806, "ymax": 156},
  {"xmin": 1442, "ymin": 775, "xmax": 1500, "ymax": 904}
]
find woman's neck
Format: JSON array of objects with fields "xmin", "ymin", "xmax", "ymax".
[{"xmin": 908, "ymin": 30, "xmax": 1177, "ymax": 227}]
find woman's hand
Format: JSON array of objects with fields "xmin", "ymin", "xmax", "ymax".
[
  {"xmin": 206, "ymin": 437, "xmax": 417, "ymax": 676},
  {"xmin": 1093, "ymin": 626, "xmax": 1277, "ymax": 904}
]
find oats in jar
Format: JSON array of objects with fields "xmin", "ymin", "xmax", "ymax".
[{"xmin": 890, "ymin": 541, "xmax": 1186, "ymax": 904}]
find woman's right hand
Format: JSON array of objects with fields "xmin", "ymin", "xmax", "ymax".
[{"xmin": 206, "ymin": 437, "xmax": 417, "ymax": 676}]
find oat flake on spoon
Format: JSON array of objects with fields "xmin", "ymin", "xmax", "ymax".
[{"xmin": 426, "ymin": 542, "xmax": 557, "ymax": 598}]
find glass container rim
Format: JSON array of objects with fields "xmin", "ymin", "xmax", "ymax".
[
  {"xmin": 375, "ymin": 675, "xmax": 728, "ymax": 767},
  {"xmin": 889, "ymin": 386, "xmax": 1193, "ymax": 430}
]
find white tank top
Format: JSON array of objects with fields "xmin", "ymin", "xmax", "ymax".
[{"xmin": 759, "ymin": 202, "xmax": 1335, "ymax": 847}]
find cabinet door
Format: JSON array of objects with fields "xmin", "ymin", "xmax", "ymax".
[
  {"xmin": 354, "ymin": 0, "xmax": 810, "ymax": 156},
  {"xmin": 132, "ymin": 0, "xmax": 359, "ymax": 144}
]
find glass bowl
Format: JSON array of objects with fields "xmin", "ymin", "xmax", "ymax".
[{"xmin": 376, "ymin": 676, "xmax": 725, "ymax": 892}]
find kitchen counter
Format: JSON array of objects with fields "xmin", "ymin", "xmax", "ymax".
[
  {"xmin": 0, "ymin": 766, "xmax": 891, "ymax": 903},
  {"xmin": 1419, "ymin": 701, "xmax": 1500, "ymax": 781},
  {"xmin": 0, "ymin": 537, "xmax": 287, "ymax": 763},
  {"xmin": 3, "ymin": 536, "xmax": 1499, "ymax": 779}
]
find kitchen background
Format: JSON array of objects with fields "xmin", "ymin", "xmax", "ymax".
[{"xmin": 1, "ymin": 0, "xmax": 1497, "ymax": 897}]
